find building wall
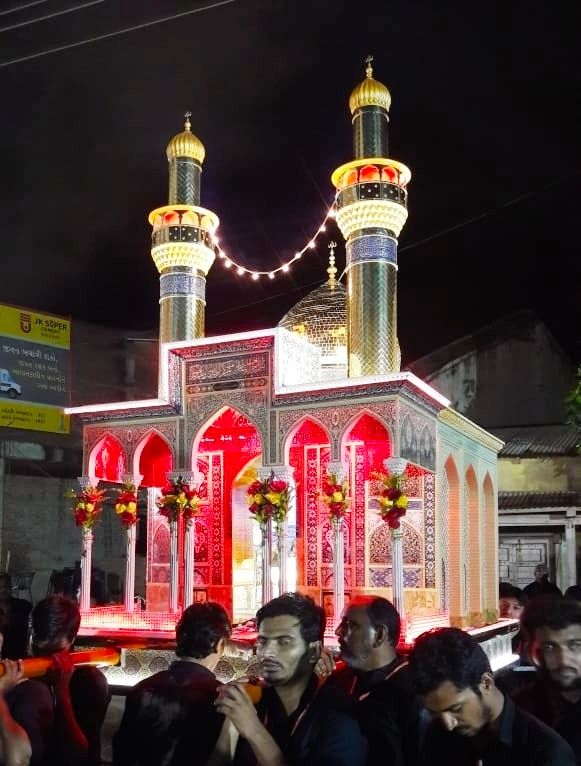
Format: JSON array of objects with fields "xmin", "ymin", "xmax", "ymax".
[
  {"xmin": 423, "ymin": 321, "xmax": 574, "ymax": 428},
  {"xmin": 498, "ymin": 456, "xmax": 581, "ymax": 492},
  {"xmin": 1, "ymin": 475, "xmax": 140, "ymax": 603}
]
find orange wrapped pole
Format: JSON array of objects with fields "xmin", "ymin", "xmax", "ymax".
[{"xmin": 0, "ymin": 647, "xmax": 119, "ymax": 679}]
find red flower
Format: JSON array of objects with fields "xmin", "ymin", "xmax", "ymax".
[
  {"xmin": 247, "ymin": 480, "xmax": 262, "ymax": 496},
  {"xmin": 386, "ymin": 487, "xmax": 402, "ymax": 501},
  {"xmin": 269, "ymin": 479, "xmax": 287, "ymax": 493},
  {"xmin": 120, "ymin": 511, "xmax": 136, "ymax": 525}
]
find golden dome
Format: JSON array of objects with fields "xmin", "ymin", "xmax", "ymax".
[
  {"xmin": 166, "ymin": 112, "xmax": 206, "ymax": 164},
  {"xmin": 348, "ymin": 56, "xmax": 391, "ymax": 115}
]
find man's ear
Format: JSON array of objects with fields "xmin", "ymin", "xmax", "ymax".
[
  {"xmin": 215, "ymin": 637, "xmax": 226, "ymax": 657},
  {"xmin": 479, "ymin": 671, "xmax": 494, "ymax": 694},
  {"xmin": 307, "ymin": 640, "xmax": 322, "ymax": 664},
  {"xmin": 373, "ymin": 624, "xmax": 388, "ymax": 647}
]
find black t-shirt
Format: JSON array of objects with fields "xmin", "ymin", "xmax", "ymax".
[
  {"xmin": 328, "ymin": 657, "xmax": 424, "ymax": 766},
  {"xmin": 1, "ymin": 597, "xmax": 32, "ymax": 659},
  {"xmin": 419, "ymin": 694, "xmax": 575, "ymax": 766},
  {"xmin": 233, "ymin": 674, "xmax": 367, "ymax": 766},
  {"xmin": 113, "ymin": 660, "xmax": 223, "ymax": 766},
  {"xmin": 514, "ymin": 678, "xmax": 581, "ymax": 764}
]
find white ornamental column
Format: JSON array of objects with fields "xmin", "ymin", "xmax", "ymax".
[
  {"xmin": 261, "ymin": 517, "xmax": 274, "ymax": 605},
  {"xmin": 77, "ymin": 476, "xmax": 96, "ymax": 612},
  {"xmin": 166, "ymin": 471, "xmax": 183, "ymax": 613},
  {"xmin": 260, "ymin": 465, "xmax": 295, "ymax": 595},
  {"xmin": 181, "ymin": 469, "xmax": 203, "ymax": 610},
  {"xmin": 384, "ymin": 458, "xmax": 408, "ymax": 622},
  {"xmin": 327, "ymin": 461, "xmax": 347, "ymax": 628},
  {"xmin": 80, "ymin": 527, "xmax": 93, "ymax": 612},
  {"xmin": 122, "ymin": 473, "xmax": 142, "ymax": 613}
]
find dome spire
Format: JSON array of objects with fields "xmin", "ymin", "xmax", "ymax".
[
  {"xmin": 365, "ymin": 54, "xmax": 374, "ymax": 78},
  {"xmin": 327, "ymin": 241, "xmax": 338, "ymax": 289},
  {"xmin": 184, "ymin": 110, "xmax": 192, "ymax": 131}
]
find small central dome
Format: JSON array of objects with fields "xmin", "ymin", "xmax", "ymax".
[
  {"xmin": 348, "ymin": 58, "xmax": 391, "ymax": 115},
  {"xmin": 279, "ymin": 279, "xmax": 347, "ymax": 381},
  {"xmin": 166, "ymin": 113, "xmax": 205, "ymax": 164}
]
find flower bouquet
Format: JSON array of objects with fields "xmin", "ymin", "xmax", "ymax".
[
  {"xmin": 246, "ymin": 472, "xmax": 290, "ymax": 528},
  {"xmin": 157, "ymin": 476, "xmax": 202, "ymax": 524},
  {"xmin": 375, "ymin": 470, "xmax": 408, "ymax": 529},
  {"xmin": 320, "ymin": 472, "xmax": 350, "ymax": 523},
  {"xmin": 71, "ymin": 485, "xmax": 107, "ymax": 530},
  {"xmin": 114, "ymin": 482, "xmax": 139, "ymax": 528}
]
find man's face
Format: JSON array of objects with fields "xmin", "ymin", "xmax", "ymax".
[
  {"xmin": 256, "ymin": 615, "xmax": 317, "ymax": 686},
  {"xmin": 422, "ymin": 679, "xmax": 493, "ymax": 737},
  {"xmin": 499, "ymin": 597, "xmax": 524, "ymax": 621},
  {"xmin": 532, "ymin": 625, "xmax": 581, "ymax": 690},
  {"xmin": 335, "ymin": 604, "xmax": 378, "ymax": 670},
  {"xmin": 535, "ymin": 565, "xmax": 548, "ymax": 582}
]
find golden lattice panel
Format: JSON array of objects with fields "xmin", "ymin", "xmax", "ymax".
[
  {"xmin": 336, "ymin": 199, "xmax": 408, "ymax": 239},
  {"xmin": 151, "ymin": 242, "xmax": 215, "ymax": 273}
]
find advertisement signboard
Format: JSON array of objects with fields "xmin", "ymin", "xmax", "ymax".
[{"xmin": 0, "ymin": 304, "xmax": 70, "ymax": 434}]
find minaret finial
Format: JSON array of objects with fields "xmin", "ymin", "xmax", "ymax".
[
  {"xmin": 327, "ymin": 241, "xmax": 338, "ymax": 288},
  {"xmin": 365, "ymin": 54, "xmax": 374, "ymax": 78},
  {"xmin": 184, "ymin": 111, "xmax": 192, "ymax": 131}
]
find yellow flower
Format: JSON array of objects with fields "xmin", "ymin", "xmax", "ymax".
[
  {"xmin": 127, "ymin": 502, "xmax": 137, "ymax": 513},
  {"xmin": 395, "ymin": 495, "xmax": 408, "ymax": 509},
  {"xmin": 85, "ymin": 503, "xmax": 94, "ymax": 513},
  {"xmin": 332, "ymin": 491, "xmax": 343, "ymax": 503},
  {"xmin": 116, "ymin": 503, "xmax": 126, "ymax": 514},
  {"xmin": 266, "ymin": 491, "xmax": 281, "ymax": 506},
  {"xmin": 253, "ymin": 494, "xmax": 264, "ymax": 505}
]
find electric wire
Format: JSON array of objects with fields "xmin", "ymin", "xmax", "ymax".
[
  {"xmin": 0, "ymin": 0, "xmax": 103, "ymax": 34},
  {"xmin": 0, "ymin": 0, "xmax": 48, "ymax": 17},
  {"xmin": 0, "ymin": 0, "xmax": 236, "ymax": 68}
]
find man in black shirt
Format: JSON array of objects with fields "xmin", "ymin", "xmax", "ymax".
[
  {"xmin": 0, "ymin": 574, "xmax": 31, "ymax": 660},
  {"xmin": 408, "ymin": 627, "xmax": 575, "ymax": 765},
  {"xmin": 316, "ymin": 595, "xmax": 422, "ymax": 766},
  {"xmin": 523, "ymin": 564, "xmax": 562, "ymax": 600},
  {"xmin": 113, "ymin": 601, "xmax": 231, "ymax": 766},
  {"xmin": 213, "ymin": 593, "xmax": 367, "ymax": 766},
  {"xmin": 513, "ymin": 597, "xmax": 581, "ymax": 762}
]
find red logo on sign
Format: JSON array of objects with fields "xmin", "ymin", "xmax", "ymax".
[{"xmin": 19, "ymin": 313, "xmax": 31, "ymax": 333}]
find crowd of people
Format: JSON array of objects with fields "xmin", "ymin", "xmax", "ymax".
[{"xmin": 0, "ymin": 576, "xmax": 580, "ymax": 765}]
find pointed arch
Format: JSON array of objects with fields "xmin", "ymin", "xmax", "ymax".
[
  {"xmin": 339, "ymin": 408, "xmax": 394, "ymax": 460},
  {"xmin": 482, "ymin": 472, "xmax": 497, "ymax": 612},
  {"xmin": 190, "ymin": 404, "xmax": 263, "ymax": 465},
  {"xmin": 443, "ymin": 455, "xmax": 462, "ymax": 620},
  {"xmin": 465, "ymin": 465, "xmax": 480, "ymax": 614},
  {"xmin": 282, "ymin": 415, "xmax": 332, "ymax": 464},
  {"xmin": 88, "ymin": 433, "xmax": 126, "ymax": 483},
  {"xmin": 133, "ymin": 430, "xmax": 174, "ymax": 488}
]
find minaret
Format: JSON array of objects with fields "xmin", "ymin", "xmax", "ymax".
[
  {"xmin": 331, "ymin": 57, "xmax": 411, "ymax": 377},
  {"xmin": 149, "ymin": 113, "xmax": 219, "ymax": 344}
]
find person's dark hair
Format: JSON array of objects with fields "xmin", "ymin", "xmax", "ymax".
[
  {"xmin": 352, "ymin": 596, "xmax": 400, "ymax": 646},
  {"xmin": 499, "ymin": 581, "xmax": 515, "ymax": 599},
  {"xmin": 521, "ymin": 595, "xmax": 581, "ymax": 641},
  {"xmin": 256, "ymin": 592, "xmax": 325, "ymax": 644},
  {"xmin": 176, "ymin": 602, "xmax": 231, "ymax": 659},
  {"xmin": 564, "ymin": 585, "xmax": 581, "ymax": 602},
  {"xmin": 499, "ymin": 585, "xmax": 526, "ymax": 607},
  {"xmin": 31, "ymin": 595, "xmax": 80, "ymax": 653},
  {"xmin": 408, "ymin": 628, "xmax": 491, "ymax": 697}
]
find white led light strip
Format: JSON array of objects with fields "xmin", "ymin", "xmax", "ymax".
[{"xmin": 211, "ymin": 199, "xmax": 337, "ymax": 280}]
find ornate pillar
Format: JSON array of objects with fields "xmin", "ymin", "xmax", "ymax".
[
  {"xmin": 122, "ymin": 473, "xmax": 142, "ymax": 613},
  {"xmin": 181, "ymin": 469, "xmax": 203, "ymax": 610},
  {"xmin": 77, "ymin": 476, "xmax": 96, "ymax": 612},
  {"xmin": 80, "ymin": 528, "xmax": 93, "ymax": 612},
  {"xmin": 166, "ymin": 471, "xmax": 184, "ymax": 613},
  {"xmin": 384, "ymin": 457, "xmax": 408, "ymax": 623},
  {"xmin": 258, "ymin": 465, "xmax": 295, "ymax": 598},
  {"xmin": 327, "ymin": 461, "xmax": 347, "ymax": 627}
]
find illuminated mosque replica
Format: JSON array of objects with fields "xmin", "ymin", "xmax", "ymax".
[{"xmin": 67, "ymin": 61, "xmax": 511, "ymax": 677}]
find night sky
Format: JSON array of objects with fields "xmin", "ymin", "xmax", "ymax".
[{"xmin": 1, "ymin": 0, "xmax": 579, "ymax": 364}]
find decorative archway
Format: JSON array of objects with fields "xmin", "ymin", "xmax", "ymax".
[
  {"xmin": 134, "ymin": 431, "xmax": 173, "ymax": 488},
  {"xmin": 465, "ymin": 465, "xmax": 480, "ymax": 613},
  {"xmin": 343, "ymin": 412, "xmax": 392, "ymax": 588},
  {"xmin": 285, "ymin": 418, "xmax": 332, "ymax": 590},
  {"xmin": 482, "ymin": 472, "xmax": 496, "ymax": 612},
  {"xmin": 89, "ymin": 433, "xmax": 126, "ymax": 483},
  {"xmin": 192, "ymin": 407, "xmax": 262, "ymax": 601},
  {"xmin": 443, "ymin": 455, "xmax": 461, "ymax": 619}
]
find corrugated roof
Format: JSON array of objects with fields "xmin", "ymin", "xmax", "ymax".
[
  {"xmin": 499, "ymin": 491, "xmax": 581, "ymax": 510},
  {"xmin": 494, "ymin": 424, "xmax": 580, "ymax": 457}
]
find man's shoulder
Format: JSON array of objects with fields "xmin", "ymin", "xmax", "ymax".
[
  {"xmin": 7, "ymin": 678, "xmax": 54, "ymax": 713},
  {"xmin": 513, "ymin": 704, "xmax": 577, "ymax": 762}
]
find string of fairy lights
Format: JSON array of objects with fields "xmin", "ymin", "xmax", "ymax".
[{"xmin": 210, "ymin": 199, "xmax": 337, "ymax": 281}]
